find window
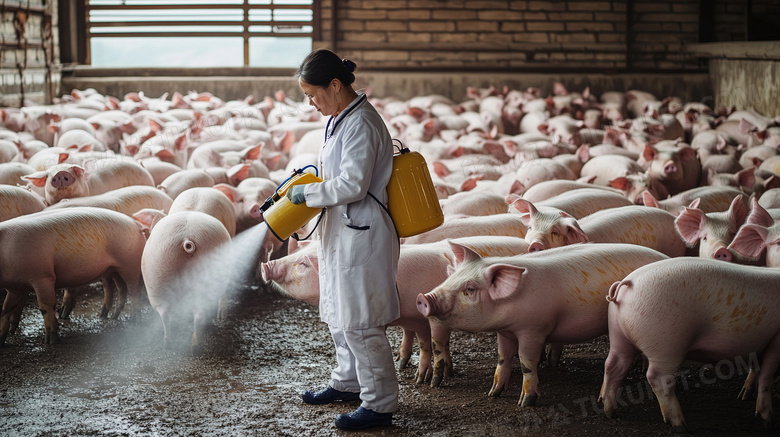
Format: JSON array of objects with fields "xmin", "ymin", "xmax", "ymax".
[{"xmin": 86, "ymin": 0, "xmax": 314, "ymax": 68}]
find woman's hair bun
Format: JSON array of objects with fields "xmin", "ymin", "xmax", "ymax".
[{"xmin": 342, "ymin": 59, "xmax": 357, "ymax": 73}]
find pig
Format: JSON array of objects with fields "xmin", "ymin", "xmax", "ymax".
[
  {"xmin": 157, "ymin": 169, "xmax": 216, "ymax": 200},
  {"xmin": 45, "ymin": 185, "xmax": 173, "ymax": 217},
  {"xmin": 0, "ymin": 185, "xmax": 46, "ymax": 222},
  {"xmin": 169, "ymin": 187, "xmax": 237, "ymax": 237},
  {"xmin": 642, "ymin": 186, "xmax": 747, "ymax": 216},
  {"xmin": 513, "ymin": 198, "xmax": 686, "ymax": 257},
  {"xmin": 513, "ymin": 158, "xmax": 577, "ymax": 191},
  {"xmin": 520, "ymin": 188, "xmax": 633, "ymax": 219},
  {"xmin": 439, "ymin": 191, "xmax": 509, "ymax": 217},
  {"xmin": 401, "ymin": 213, "xmax": 527, "ymax": 244},
  {"xmin": 637, "ymin": 141, "xmax": 701, "ymax": 195},
  {"xmin": 23, "ymin": 158, "xmax": 155, "ymax": 205},
  {"xmin": 262, "ymin": 236, "xmax": 530, "ymax": 385},
  {"xmin": 0, "ymin": 207, "xmax": 146, "ymax": 345},
  {"xmin": 520, "ymin": 179, "xmax": 620, "ymax": 203},
  {"xmin": 136, "ymin": 210, "xmax": 233, "ymax": 352},
  {"xmin": 0, "ymin": 162, "xmax": 36, "ymax": 186},
  {"xmin": 674, "ymin": 196, "xmax": 751, "ymax": 262},
  {"xmin": 416, "ymin": 243, "xmax": 668, "ymax": 405},
  {"xmin": 729, "ymin": 198, "xmax": 780, "ymax": 267},
  {"xmin": 579, "ymin": 154, "xmax": 644, "ymax": 186},
  {"xmin": 600, "ymin": 258, "xmax": 780, "ymax": 431}
]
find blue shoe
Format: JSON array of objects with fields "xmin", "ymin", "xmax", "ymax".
[
  {"xmin": 335, "ymin": 406, "xmax": 393, "ymax": 430},
  {"xmin": 301, "ymin": 386, "xmax": 360, "ymax": 405}
]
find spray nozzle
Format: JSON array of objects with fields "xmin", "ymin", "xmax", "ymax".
[{"xmin": 393, "ymin": 138, "xmax": 409, "ymax": 154}]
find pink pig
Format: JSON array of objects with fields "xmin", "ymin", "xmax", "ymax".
[
  {"xmin": 416, "ymin": 243, "xmax": 668, "ymax": 406},
  {"xmin": 729, "ymin": 198, "xmax": 780, "ymax": 267},
  {"xmin": 0, "ymin": 185, "xmax": 46, "ymax": 222},
  {"xmin": 0, "ymin": 207, "xmax": 146, "ymax": 345},
  {"xmin": 262, "ymin": 236, "xmax": 530, "ymax": 386},
  {"xmin": 674, "ymin": 196, "xmax": 751, "ymax": 262},
  {"xmin": 136, "ymin": 210, "xmax": 233, "ymax": 352},
  {"xmin": 600, "ymin": 258, "xmax": 780, "ymax": 431}
]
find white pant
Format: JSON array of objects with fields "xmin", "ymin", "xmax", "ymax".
[{"xmin": 328, "ymin": 325, "xmax": 399, "ymax": 413}]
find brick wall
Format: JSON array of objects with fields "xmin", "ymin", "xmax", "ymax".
[
  {"xmin": 315, "ymin": 0, "xmax": 703, "ymax": 72},
  {"xmin": 0, "ymin": 0, "xmax": 60, "ymax": 106}
]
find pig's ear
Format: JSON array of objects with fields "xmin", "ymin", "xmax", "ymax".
[
  {"xmin": 728, "ymin": 224, "xmax": 769, "ymax": 259},
  {"xmin": 608, "ymin": 176, "xmax": 629, "ymax": 192},
  {"xmin": 509, "ymin": 198, "xmax": 536, "ymax": 226},
  {"xmin": 485, "ymin": 264, "xmax": 526, "ymax": 300},
  {"xmin": 304, "ymin": 254, "xmax": 319, "ymax": 272},
  {"xmin": 641, "ymin": 145, "xmax": 657, "ymax": 164},
  {"xmin": 133, "ymin": 208, "xmax": 167, "ymax": 232},
  {"xmin": 747, "ymin": 198, "xmax": 774, "ymax": 227},
  {"xmin": 688, "ymin": 198, "xmax": 701, "ymax": 209},
  {"xmin": 227, "ymin": 163, "xmax": 251, "ymax": 185},
  {"xmin": 22, "ymin": 171, "xmax": 49, "ymax": 187},
  {"xmin": 448, "ymin": 241, "xmax": 482, "ymax": 266},
  {"xmin": 675, "ymin": 206, "xmax": 707, "ymax": 246},
  {"xmin": 213, "ymin": 183, "xmax": 239, "ymax": 202},
  {"xmin": 728, "ymin": 196, "xmax": 749, "ymax": 227},
  {"xmin": 508, "ymin": 179, "xmax": 525, "ymax": 196},
  {"xmin": 561, "ymin": 217, "xmax": 589, "ymax": 244},
  {"xmin": 735, "ymin": 167, "xmax": 755, "ymax": 190}
]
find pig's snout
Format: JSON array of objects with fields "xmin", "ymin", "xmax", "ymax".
[
  {"xmin": 416, "ymin": 293, "xmax": 439, "ymax": 318},
  {"xmin": 50, "ymin": 171, "xmax": 76, "ymax": 188},
  {"xmin": 528, "ymin": 241, "xmax": 546, "ymax": 253},
  {"xmin": 261, "ymin": 262, "xmax": 277, "ymax": 282},
  {"xmin": 663, "ymin": 161, "xmax": 678, "ymax": 175},
  {"xmin": 713, "ymin": 247, "xmax": 733, "ymax": 262}
]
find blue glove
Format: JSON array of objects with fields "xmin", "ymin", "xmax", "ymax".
[{"xmin": 287, "ymin": 184, "xmax": 306, "ymax": 205}]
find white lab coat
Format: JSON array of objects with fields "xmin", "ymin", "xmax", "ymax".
[{"xmin": 303, "ymin": 94, "xmax": 400, "ymax": 330}]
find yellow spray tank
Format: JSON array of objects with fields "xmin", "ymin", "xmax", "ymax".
[
  {"xmin": 260, "ymin": 168, "xmax": 323, "ymax": 242},
  {"xmin": 386, "ymin": 142, "xmax": 444, "ymax": 238}
]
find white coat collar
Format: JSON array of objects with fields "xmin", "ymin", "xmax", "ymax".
[{"xmin": 325, "ymin": 93, "xmax": 367, "ymax": 141}]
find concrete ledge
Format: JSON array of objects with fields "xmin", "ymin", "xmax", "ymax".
[
  {"xmin": 686, "ymin": 42, "xmax": 780, "ymax": 61},
  {"xmin": 63, "ymin": 71, "xmax": 712, "ymax": 104}
]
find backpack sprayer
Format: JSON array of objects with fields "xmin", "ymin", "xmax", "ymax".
[{"xmin": 258, "ymin": 140, "xmax": 443, "ymax": 242}]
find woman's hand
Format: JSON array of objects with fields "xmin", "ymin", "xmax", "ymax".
[{"xmin": 287, "ymin": 184, "xmax": 306, "ymax": 204}]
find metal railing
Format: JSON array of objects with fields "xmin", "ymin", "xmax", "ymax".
[{"xmin": 84, "ymin": 0, "xmax": 317, "ymax": 66}]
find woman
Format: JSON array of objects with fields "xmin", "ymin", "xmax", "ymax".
[{"xmin": 286, "ymin": 49, "xmax": 400, "ymax": 431}]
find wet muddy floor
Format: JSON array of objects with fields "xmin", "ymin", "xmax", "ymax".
[{"xmin": 1, "ymin": 284, "xmax": 776, "ymax": 436}]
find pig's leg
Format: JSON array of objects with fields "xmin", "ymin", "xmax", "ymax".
[
  {"xmin": 645, "ymin": 358, "xmax": 687, "ymax": 432},
  {"xmin": 415, "ymin": 329, "xmax": 433, "ymax": 384},
  {"xmin": 489, "ymin": 332, "xmax": 518, "ymax": 397},
  {"xmin": 100, "ymin": 277, "xmax": 116, "ymax": 318},
  {"xmin": 430, "ymin": 322, "xmax": 453, "ymax": 388},
  {"xmin": 59, "ymin": 288, "xmax": 76, "ymax": 319},
  {"xmin": 0, "ymin": 290, "xmax": 27, "ymax": 346},
  {"xmin": 397, "ymin": 328, "xmax": 415, "ymax": 369},
  {"xmin": 191, "ymin": 309, "xmax": 205, "ymax": 354},
  {"xmin": 755, "ymin": 343, "xmax": 780, "ymax": 428},
  {"xmin": 546, "ymin": 343, "xmax": 564, "ymax": 367},
  {"xmin": 32, "ymin": 280, "xmax": 60, "ymax": 345},
  {"xmin": 738, "ymin": 368, "xmax": 757, "ymax": 401},
  {"xmin": 158, "ymin": 307, "xmax": 171, "ymax": 350},
  {"xmin": 216, "ymin": 292, "xmax": 228, "ymax": 321},
  {"xmin": 516, "ymin": 337, "xmax": 545, "ymax": 407},
  {"xmin": 599, "ymin": 339, "xmax": 639, "ymax": 418},
  {"xmin": 109, "ymin": 275, "xmax": 127, "ymax": 320}
]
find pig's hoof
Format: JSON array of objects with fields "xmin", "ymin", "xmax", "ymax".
[
  {"xmin": 519, "ymin": 392, "xmax": 538, "ymax": 407},
  {"xmin": 397, "ymin": 357, "xmax": 410, "ymax": 369},
  {"xmin": 671, "ymin": 423, "xmax": 690, "ymax": 434},
  {"xmin": 430, "ymin": 375, "xmax": 443, "ymax": 388},
  {"xmin": 488, "ymin": 385, "xmax": 503, "ymax": 397},
  {"xmin": 738, "ymin": 386, "xmax": 754, "ymax": 400},
  {"xmin": 45, "ymin": 332, "xmax": 60, "ymax": 345}
]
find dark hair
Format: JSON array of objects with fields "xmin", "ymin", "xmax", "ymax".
[{"xmin": 296, "ymin": 49, "xmax": 356, "ymax": 88}]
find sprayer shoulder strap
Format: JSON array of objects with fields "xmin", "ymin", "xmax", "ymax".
[
  {"xmin": 291, "ymin": 208, "xmax": 325, "ymax": 242},
  {"xmin": 367, "ymin": 191, "xmax": 401, "ymax": 248}
]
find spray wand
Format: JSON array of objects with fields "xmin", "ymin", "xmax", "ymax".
[{"xmin": 257, "ymin": 165, "xmax": 319, "ymax": 214}]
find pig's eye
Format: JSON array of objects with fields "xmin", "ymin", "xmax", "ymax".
[
  {"xmin": 463, "ymin": 285, "xmax": 476, "ymax": 295},
  {"xmin": 701, "ymin": 236, "xmax": 707, "ymax": 242},
  {"xmin": 551, "ymin": 230, "xmax": 560, "ymax": 237}
]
